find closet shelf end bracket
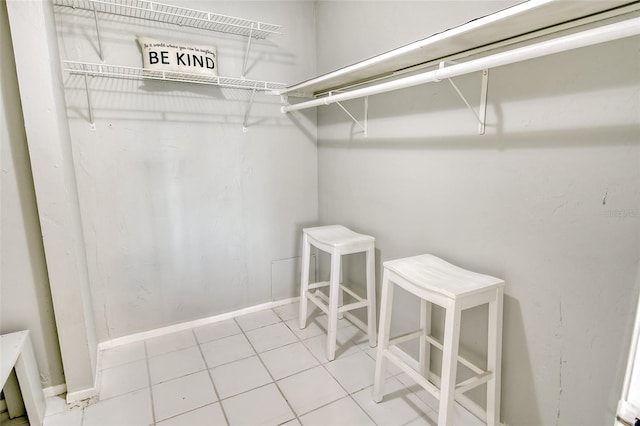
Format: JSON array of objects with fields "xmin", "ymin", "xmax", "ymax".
[
  {"xmin": 242, "ymin": 87, "xmax": 258, "ymax": 133},
  {"xmin": 440, "ymin": 61, "xmax": 489, "ymax": 135},
  {"xmin": 335, "ymin": 95, "xmax": 368, "ymax": 138},
  {"xmin": 82, "ymin": 73, "xmax": 96, "ymax": 131}
]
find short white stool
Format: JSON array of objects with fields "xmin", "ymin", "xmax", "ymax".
[
  {"xmin": 373, "ymin": 254, "xmax": 504, "ymax": 426},
  {"xmin": 299, "ymin": 225, "xmax": 377, "ymax": 361}
]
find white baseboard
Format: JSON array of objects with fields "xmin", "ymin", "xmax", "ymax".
[
  {"xmin": 58, "ymin": 298, "xmax": 298, "ymax": 405},
  {"xmin": 42, "ymin": 384, "xmax": 67, "ymax": 398},
  {"xmin": 98, "ymin": 297, "xmax": 300, "ymax": 351},
  {"xmin": 65, "ymin": 387, "xmax": 98, "ymax": 406},
  {"xmin": 52, "ymin": 366, "xmax": 99, "ymax": 405},
  {"xmin": 45, "ymin": 348, "xmax": 102, "ymax": 405}
]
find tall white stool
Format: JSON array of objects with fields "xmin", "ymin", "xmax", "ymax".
[
  {"xmin": 299, "ymin": 225, "xmax": 377, "ymax": 361},
  {"xmin": 373, "ymin": 254, "xmax": 504, "ymax": 426}
]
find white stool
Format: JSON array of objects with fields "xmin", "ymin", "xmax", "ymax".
[
  {"xmin": 299, "ymin": 225, "xmax": 377, "ymax": 361},
  {"xmin": 373, "ymin": 254, "xmax": 504, "ymax": 426},
  {"xmin": 1, "ymin": 331, "xmax": 46, "ymax": 426}
]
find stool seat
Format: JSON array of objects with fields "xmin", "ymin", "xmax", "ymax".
[
  {"xmin": 299, "ymin": 225, "xmax": 377, "ymax": 361},
  {"xmin": 384, "ymin": 254, "xmax": 503, "ymax": 299},
  {"xmin": 304, "ymin": 225, "xmax": 375, "ymax": 253},
  {"xmin": 374, "ymin": 254, "xmax": 504, "ymax": 426}
]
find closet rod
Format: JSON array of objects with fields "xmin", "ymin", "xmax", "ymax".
[{"xmin": 281, "ymin": 17, "xmax": 640, "ymax": 113}]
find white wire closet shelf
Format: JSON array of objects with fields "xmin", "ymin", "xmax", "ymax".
[
  {"xmin": 281, "ymin": 0, "xmax": 639, "ymax": 97},
  {"xmin": 52, "ymin": 0, "xmax": 282, "ymax": 39},
  {"xmin": 64, "ymin": 60, "xmax": 287, "ymax": 92}
]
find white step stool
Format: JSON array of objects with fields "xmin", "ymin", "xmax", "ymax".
[
  {"xmin": 373, "ymin": 254, "xmax": 504, "ymax": 426},
  {"xmin": 299, "ymin": 225, "xmax": 377, "ymax": 361},
  {"xmin": 1, "ymin": 331, "xmax": 46, "ymax": 426}
]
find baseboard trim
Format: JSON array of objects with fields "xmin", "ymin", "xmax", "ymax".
[
  {"xmin": 98, "ymin": 297, "xmax": 300, "ymax": 351},
  {"xmin": 65, "ymin": 386, "xmax": 98, "ymax": 406},
  {"xmin": 42, "ymin": 384, "xmax": 67, "ymax": 398}
]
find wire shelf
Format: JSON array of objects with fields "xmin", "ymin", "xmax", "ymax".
[
  {"xmin": 53, "ymin": 0, "xmax": 282, "ymax": 39},
  {"xmin": 64, "ymin": 61, "xmax": 287, "ymax": 93}
]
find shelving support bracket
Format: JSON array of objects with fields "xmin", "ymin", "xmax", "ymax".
[
  {"xmin": 83, "ymin": 74, "xmax": 96, "ymax": 131},
  {"xmin": 242, "ymin": 87, "xmax": 257, "ymax": 133},
  {"xmin": 91, "ymin": 2, "xmax": 104, "ymax": 61},
  {"xmin": 335, "ymin": 96, "xmax": 368, "ymax": 137},
  {"xmin": 441, "ymin": 62, "xmax": 489, "ymax": 134},
  {"xmin": 241, "ymin": 23, "xmax": 255, "ymax": 79}
]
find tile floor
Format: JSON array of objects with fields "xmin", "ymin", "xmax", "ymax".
[{"xmin": 41, "ymin": 302, "xmax": 484, "ymax": 426}]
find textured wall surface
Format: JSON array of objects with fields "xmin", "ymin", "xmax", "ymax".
[
  {"xmin": 54, "ymin": 0, "xmax": 319, "ymax": 340},
  {"xmin": 315, "ymin": 2, "xmax": 640, "ymax": 425}
]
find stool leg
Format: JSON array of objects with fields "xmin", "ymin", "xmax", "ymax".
[
  {"xmin": 366, "ymin": 245, "xmax": 377, "ymax": 347},
  {"xmin": 373, "ymin": 274, "xmax": 393, "ymax": 403},
  {"xmin": 4, "ymin": 371, "xmax": 25, "ymax": 418},
  {"xmin": 338, "ymin": 262, "xmax": 344, "ymax": 320},
  {"xmin": 327, "ymin": 252, "xmax": 342, "ymax": 361},
  {"xmin": 438, "ymin": 302, "xmax": 462, "ymax": 426},
  {"xmin": 486, "ymin": 288, "xmax": 504, "ymax": 426},
  {"xmin": 15, "ymin": 332, "xmax": 46, "ymax": 426},
  {"xmin": 419, "ymin": 299, "xmax": 432, "ymax": 378},
  {"xmin": 299, "ymin": 233, "xmax": 311, "ymax": 329}
]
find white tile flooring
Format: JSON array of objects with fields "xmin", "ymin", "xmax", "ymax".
[{"xmin": 41, "ymin": 302, "xmax": 484, "ymax": 426}]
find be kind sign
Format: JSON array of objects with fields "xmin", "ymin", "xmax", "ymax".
[{"xmin": 137, "ymin": 36, "xmax": 218, "ymax": 77}]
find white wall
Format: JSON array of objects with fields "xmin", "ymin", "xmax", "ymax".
[
  {"xmin": 53, "ymin": 0, "xmax": 318, "ymax": 340},
  {"xmin": 0, "ymin": 0, "xmax": 65, "ymax": 389},
  {"xmin": 315, "ymin": 2, "xmax": 640, "ymax": 425}
]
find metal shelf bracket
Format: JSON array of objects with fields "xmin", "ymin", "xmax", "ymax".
[
  {"xmin": 82, "ymin": 73, "xmax": 97, "ymax": 131},
  {"xmin": 241, "ymin": 23, "xmax": 255, "ymax": 79},
  {"xmin": 242, "ymin": 87, "xmax": 257, "ymax": 133},
  {"xmin": 440, "ymin": 61, "xmax": 489, "ymax": 134},
  {"xmin": 91, "ymin": 2, "xmax": 104, "ymax": 61},
  {"xmin": 334, "ymin": 95, "xmax": 368, "ymax": 137}
]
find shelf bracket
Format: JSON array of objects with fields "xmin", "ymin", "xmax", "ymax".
[
  {"xmin": 335, "ymin": 96, "xmax": 368, "ymax": 137},
  {"xmin": 478, "ymin": 69, "xmax": 489, "ymax": 135},
  {"xmin": 440, "ymin": 62, "xmax": 489, "ymax": 134},
  {"xmin": 91, "ymin": 2, "xmax": 104, "ymax": 61},
  {"xmin": 82, "ymin": 73, "xmax": 96, "ymax": 131},
  {"xmin": 242, "ymin": 87, "xmax": 257, "ymax": 133},
  {"xmin": 241, "ymin": 23, "xmax": 255, "ymax": 79}
]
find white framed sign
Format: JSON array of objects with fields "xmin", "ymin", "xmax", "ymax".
[{"xmin": 137, "ymin": 36, "xmax": 218, "ymax": 76}]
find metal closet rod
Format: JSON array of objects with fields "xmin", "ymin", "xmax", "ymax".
[{"xmin": 280, "ymin": 17, "xmax": 640, "ymax": 113}]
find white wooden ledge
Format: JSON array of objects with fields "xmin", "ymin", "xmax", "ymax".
[{"xmin": 1, "ymin": 331, "xmax": 46, "ymax": 426}]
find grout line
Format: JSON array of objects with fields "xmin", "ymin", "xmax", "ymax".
[
  {"xmin": 153, "ymin": 402, "xmax": 222, "ymax": 425},
  {"xmin": 317, "ymin": 361, "xmax": 379, "ymax": 426},
  {"xmin": 193, "ymin": 329, "xmax": 231, "ymax": 426},
  {"xmin": 143, "ymin": 342, "xmax": 157, "ymax": 426},
  {"xmin": 294, "ymin": 394, "xmax": 354, "ymax": 420},
  {"xmin": 279, "ymin": 308, "xmax": 382, "ymax": 424},
  {"xmin": 96, "ymin": 301, "xmax": 436, "ymax": 426},
  {"xmin": 80, "ymin": 405, "xmax": 85, "ymax": 426},
  {"xmin": 217, "ymin": 381, "xmax": 274, "ymax": 402},
  {"xmin": 146, "ymin": 344, "xmax": 200, "ymax": 360},
  {"xmin": 193, "ymin": 319, "xmax": 244, "ymax": 346},
  {"xmin": 234, "ymin": 314, "xmax": 300, "ymax": 424},
  {"xmin": 273, "ymin": 312, "xmax": 297, "ymax": 323},
  {"xmin": 203, "ymin": 352, "xmax": 256, "ymax": 371},
  {"xmin": 99, "ymin": 356, "xmax": 147, "ymax": 372}
]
